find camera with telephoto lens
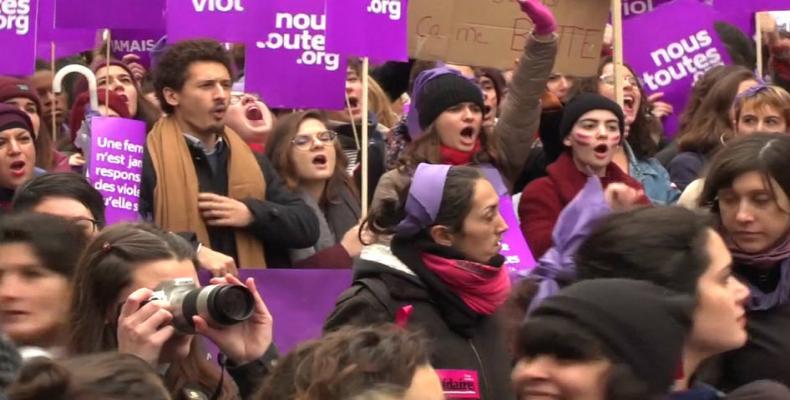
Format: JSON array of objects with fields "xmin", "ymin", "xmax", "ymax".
[{"xmin": 147, "ymin": 278, "xmax": 254, "ymax": 334}]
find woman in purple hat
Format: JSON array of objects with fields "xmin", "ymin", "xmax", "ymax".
[{"xmin": 326, "ymin": 163, "xmax": 513, "ymax": 400}]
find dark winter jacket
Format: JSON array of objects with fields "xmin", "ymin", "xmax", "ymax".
[
  {"xmin": 140, "ymin": 136, "xmax": 319, "ymax": 267},
  {"xmin": 324, "ymin": 238, "xmax": 514, "ymax": 400}
]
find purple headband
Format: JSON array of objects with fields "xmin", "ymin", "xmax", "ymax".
[
  {"xmin": 395, "ymin": 163, "xmax": 451, "ymax": 236},
  {"xmin": 406, "ymin": 66, "xmax": 463, "ymax": 142}
]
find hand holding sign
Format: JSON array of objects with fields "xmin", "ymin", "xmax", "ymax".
[{"xmin": 517, "ymin": 0, "xmax": 557, "ymax": 36}]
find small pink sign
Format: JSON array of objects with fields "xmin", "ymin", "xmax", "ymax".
[{"xmin": 436, "ymin": 369, "xmax": 480, "ymax": 399}]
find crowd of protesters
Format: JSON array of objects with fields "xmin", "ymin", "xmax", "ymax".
[{"xmin": 4, "ymin": 0, "xmax": 790, "ymax": 399}]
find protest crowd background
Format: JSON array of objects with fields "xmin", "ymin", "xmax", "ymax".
[{"xmin": 5, "ymin": 0, "xmax": 790, "ymax": 399}]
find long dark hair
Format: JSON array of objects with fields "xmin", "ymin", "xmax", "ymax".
[
  {"xmin": 676, "ymin": 68, "xmax": 756, "ymax": 155},
  {"xmin": 575, "ymin": 57, "xmax": 660, "ymax": 160},
  {"xmin": 576, "ymin": 207, "xmax": 713, "ymax": 296},
  {"xmin": 677, "ymin": 65, "xmax": 750, "ymax": 135},
  {"xmin": 67, "ymin": 223, "xmax": 237, "ymax": 399},
  {"xmin": 265, "ymin": 110, "xmax": 358, "ymax": 204}
]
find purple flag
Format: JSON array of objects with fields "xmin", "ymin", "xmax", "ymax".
[
  {"xmin": 55, "ymin": 0, "xmax": 165, "ymax": 30},
  {"xmin": 89, "ymin": 117, "xmax": 145, "ymax": 225},
  {"xmin": 36, "ymin": 0, "xmax": 96, "ymax": 60},
  {"xmin": 245, "ymin": 0, "xmax": 346, "ymax": 109},
  {"xmin": 624, "ymin": 0, "xmax": 731, "ymax": 135},
  {"xmin": 498, "ymin": 195, "xmax": 537, "ymax": 278},
  {"xmin": 714, "ymin": 0, "xmax": 789, "ymax": 35},
  {"xmin": 0, "ymin": 0, "xmax": 36, "ymax": 76},
  {"xmin": 166, "ymin": 0, "xmax": 270, "ymax": 42},
  {"xmin": 111, "ymin": 29, "xmax": 165, "ymax": 69},
  {"xmin": 325, "ymin": 0, "xmax": 408, "ymax": 61},
  {"xmin": 198, "ymin": 269, "xmax": 353, "ymax": 354}
]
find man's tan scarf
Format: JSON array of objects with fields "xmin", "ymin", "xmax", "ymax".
[{"xmin": 147, "ymin": 116, "xmax": 267, "ymax": 268}]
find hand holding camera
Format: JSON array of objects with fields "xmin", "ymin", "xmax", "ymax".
[
  {"xmin": 116, "ymin": 288, "xmax": 177, "ymax": 366},
  {"xmin": 116, "ymin": 275, "xmax": 273, "ymax": 366},
  {"xmin": 194, "ymin": 274, "xmax": 274, "ymax": 365}
]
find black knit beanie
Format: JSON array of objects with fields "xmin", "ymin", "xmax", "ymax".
[
  {"xmin": 416, "ymin": 73, "xmax": 485, "ymax": 130},
  {"xmin": 559, "ymin": 93, "xmax": 625, "ymax": 140},
  {"xmin": 531, "ymin": 279, "xmax": 694, "ymax": 395}
]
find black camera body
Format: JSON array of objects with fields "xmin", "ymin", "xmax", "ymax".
[{"xmin": 149, "ymin": 278, "xmax": 254, "ymax": 334}]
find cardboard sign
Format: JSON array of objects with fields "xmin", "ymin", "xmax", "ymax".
[{"xmin": 407, "ymin": 0, "xmax": 610, "ymax": 76}]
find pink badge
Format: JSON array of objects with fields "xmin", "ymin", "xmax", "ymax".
[{"xmin": 436, "ymin": 369, "xmax": 480, "ymax": 399}]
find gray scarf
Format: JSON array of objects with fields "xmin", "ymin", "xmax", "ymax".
[{"xmin": 289, "ymin": 187, "xmax": 360, "ymax": 263}]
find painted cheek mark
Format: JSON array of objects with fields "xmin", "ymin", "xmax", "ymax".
[
  {"xmin": 607, "ymin": 133, "xmax": 621, "ymax": 146},
  {"xmin": 571, "ymin": 130, "xmax": 594, "ymax": 146}
]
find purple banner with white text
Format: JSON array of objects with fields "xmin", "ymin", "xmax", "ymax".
[
  {"xmin": 111, "ymin": 29, "xmax": 165, "ymax": 69},
  {"xmin": 55, "ymin": 0, "xmax": 164, "ymax": 30},
  {"xmin": 245, "ymin": 0, "xmax": 346, "ymax": 109},
  {"xmin": 1, "ymin": 0, "xmax": 36, "ymax": 76},
  {"xmin": 624, "ymin": 0, "xmax": 730, "ymax": 135},
  {"xmin": 166, "ymin": 0, "xmax": 271, "ymax": 42},
  {"xmin": 89, "ymin": 117, "xmax": 145, "ymax": 225},
  {"xmin": 325, "ymin": 0, "xmax": 409, "ymax": 61}
]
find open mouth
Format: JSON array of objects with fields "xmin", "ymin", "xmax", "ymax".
[
  {"xmin": 623, "ymin": 95, "xmax": 635, "ymax": 110},
  {"xmin": 312, "ymin": 154, "xmax": 328, "ymax": 166},
  {"xmin": 593, "ymin": 144, "xmax": 609, "ymax": 159},
  {"xmin": 9, "ymin": 160, "xmax": 26, "ymax": 177},
  {"xmin": 484, "ymin": 105, "xmax": 493, "ymax": 116},
  {"xmin": 245, "ymin": 105, "xmax": 263, "ymax": 121},
  {"xmin": 460, "ymin": 126, "xmax": 475, "ymax": 139},
  {"xmin": 348, "ymin": 96, "xmax": 359, "ymax": 109}
]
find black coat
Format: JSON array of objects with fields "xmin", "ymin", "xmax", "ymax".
[
  {"xmin": 719, "ymin": 304, "xmax": 790, "ymax": 390},
  {"xmin": 324, "ymin": 237, "xmax": 515, "ymax": 400},
  {"xmin": 140, "ymin": 137, "xmax": 319, "ymax": 267}
]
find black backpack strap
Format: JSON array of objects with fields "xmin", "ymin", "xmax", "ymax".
[{"xmin": 335, "ymin": 277, "xmax": 397, "ymax": 319}]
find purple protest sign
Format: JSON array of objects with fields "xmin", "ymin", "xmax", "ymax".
[
  {"xmin": 55, "ymin": 0, "xmax": 164, "ymax": 30},
  {"xmin": 89, "ymin": 117, "xmax": 145, "ymax": 225},
  {"xmin": 245, "ymin": 0, "xmax": 346, "ymax": 109},
  {"xmin": 198, "ymin": 269, "xmax": 352, "ymax": 354},
  {"xmin": 325, "ymin": 0, "xmax": 408, "ymax": 61},
  {"xmin": 624, "ymin": 0, "xmax": 730, "ymax": 135},
  {"xmin": 36, "ymin": 0, "xmax": 97, "ymax": 60},
  {"xmin": 622, "ymin": 0, "xmax": 675, "ymax": 18},
  {"xmin": 478, "ymin": 165, "xmax": 536, "ymax": 277},
  {"xmin": 111, "ymin": 30, "xmax": 165, "ymax": 69},
  {"xmin": 0, "ymin": 0, "xmax": 36, "ymax": 76},
  {"xmin": 166, "ymin": 0, "xmax": 270, "ymax": 42},
  {"xmin": 714, "ymin": 0, "xmax": 788, "ymax": 35},
  {"xmin": 498, "ymin": 195, "xmax": 537, "ymax": 278}
]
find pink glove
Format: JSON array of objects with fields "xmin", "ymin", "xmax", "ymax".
[{"xmin": 518, "ymin": 0, "xmax": 557, "ymax": 36}]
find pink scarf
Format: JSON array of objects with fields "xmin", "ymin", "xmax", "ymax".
[{"xmin": 421, "ymin": 252, "xmax": 511, "ymax": 315}]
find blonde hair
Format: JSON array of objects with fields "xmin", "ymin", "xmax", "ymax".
[{"xmin": 733, "ymin": 85, "xmax": 790, "ymax": 130}]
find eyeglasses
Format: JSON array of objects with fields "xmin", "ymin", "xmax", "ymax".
[
  {"xmin": 70, "ymin": 217, "xmax": 98, "ymax": 234},
  {"xmin": 230, "ymin": 92, "xmax": 261, "ymax": 105},
  {"xmin": 599, "ymin": 74, "xmax": 640, "ymax": 87},
  {"xmin": 291, "ymin": 131, "xmax": 338, "ymax": 151}
]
